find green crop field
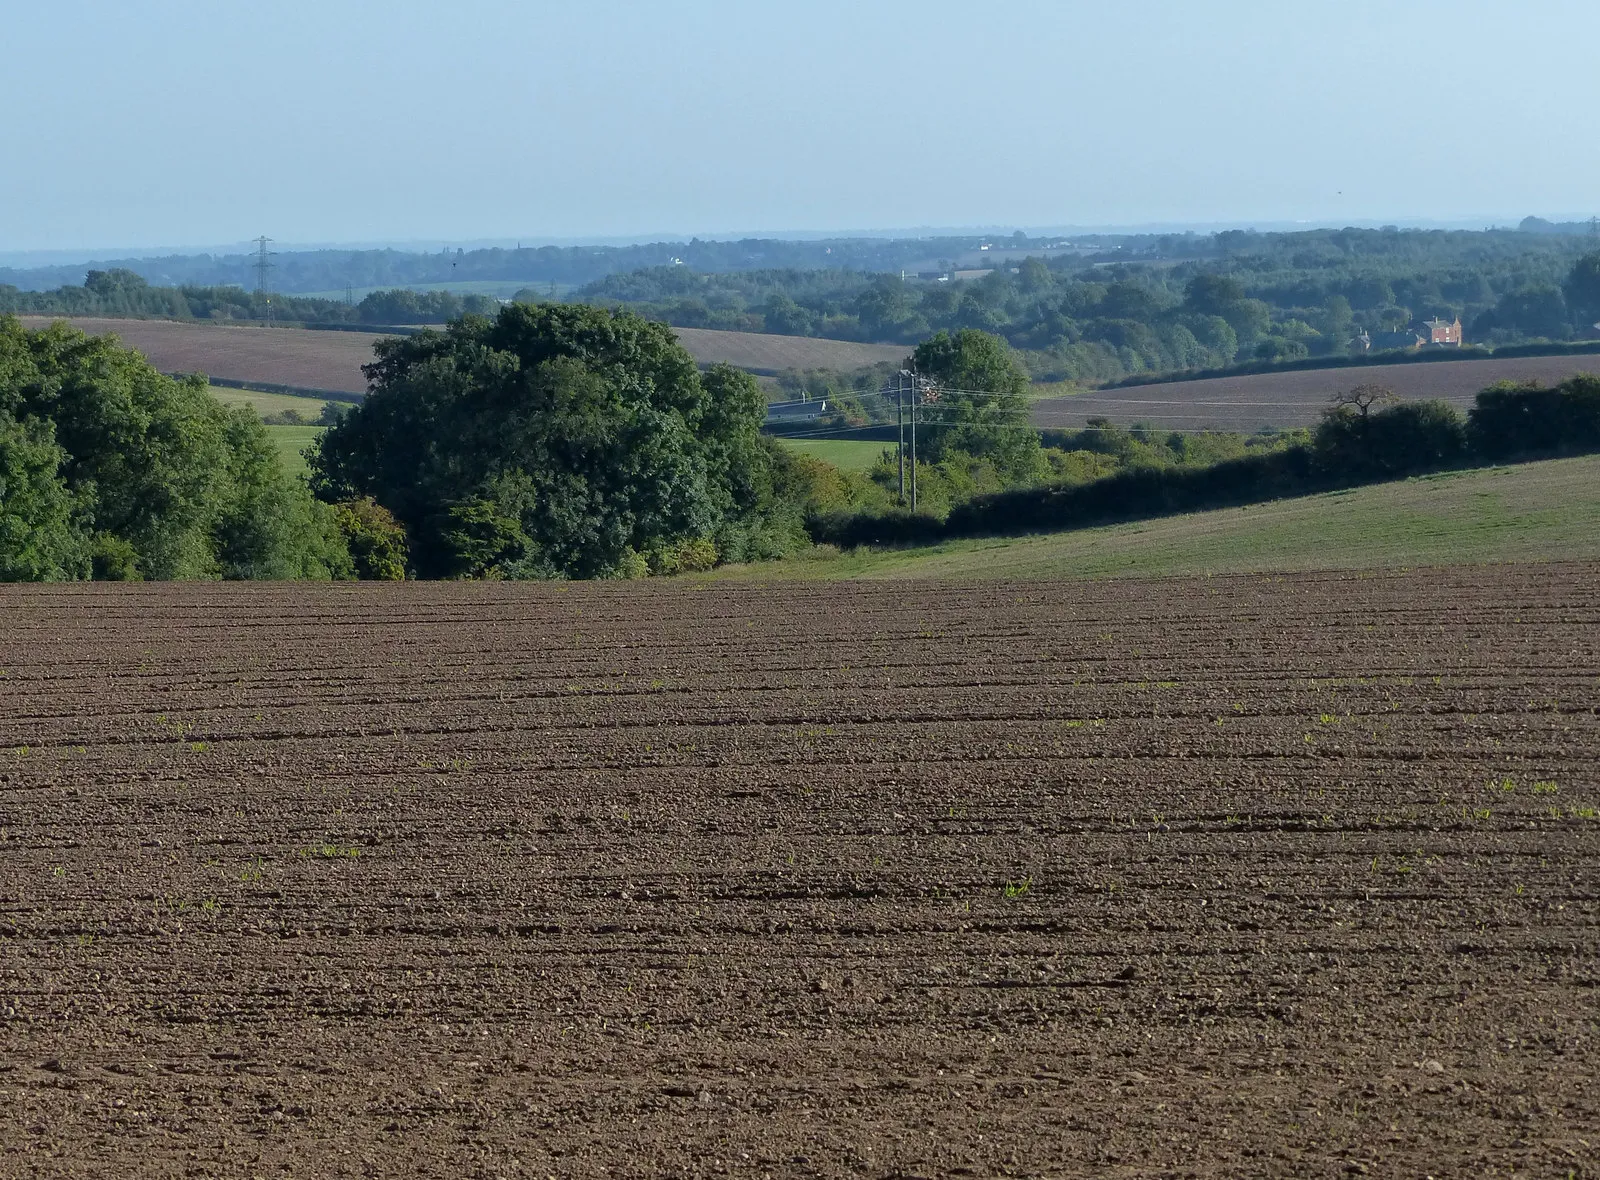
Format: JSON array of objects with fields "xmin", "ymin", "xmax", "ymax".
[
  {"xmin": 776, "ymin": 437, "xmax": 893, "ymax": 472},
  {"xmin": 710, "ymin": 454, "xmax": 1600, "ymax": 581},
  {"xmin": 264, "ymin": 425, "xmax": 324, "ymax": 481},
  {"xmin": 209, "ymin": 385, "xmax": 333, "ymax": 422}
]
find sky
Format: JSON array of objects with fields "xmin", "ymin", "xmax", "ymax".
[{"xmin": 4, "ymin": 0, "xmax": 1597, "ymax": 253}]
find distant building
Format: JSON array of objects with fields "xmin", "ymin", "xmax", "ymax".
[
  {"xmin": 765, "ymin": 398, "xmax": 828, "ymax": 423},
  {"xmin": 1352, "ymin": 317, "xmax": 1464, "ymax": 353},
  {"xmin": 1424, "ymin": 317, "xmax": 1463, "ymax": 346},
  {"xmin": 1362, "ymin": 329, "xmax": 1427, "ymax": 352}
]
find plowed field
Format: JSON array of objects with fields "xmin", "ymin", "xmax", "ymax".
[
  {"xmin": 16, "ymin": 316, "xmax": 378, "ymax": 396},
  {"xmin": 16, "ymin": 318, "xmax": 907, "ymax": 394},
  {"xmin": 2, "ymin": 568, "xmax": 1597, "ymax": 1177},
  {"xmin": 1033, "ymin": 353, "xmax": 1600, "ymax": 432}
]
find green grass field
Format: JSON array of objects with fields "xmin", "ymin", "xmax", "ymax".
[
  {"xmin": 709, "ymin": 454, "xmax": 1600, "ymax": 581},
  {"xmin": 208, "ymin": 386, "xmax": 328, "ymax": 481},
  {"xmin": 776, "ymin": 438, "xmax": 893, "ymax": 472},
  {"xmin": 263, "ymin": 425, "xmax": 324, "ymax": 482},
  {"xmin": 209, "ymin": 385, "xmax": 334, "ymax": 422}
]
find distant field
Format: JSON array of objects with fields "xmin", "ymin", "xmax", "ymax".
[
  {"xmin": 292, "ymin": 280, "xmax": 570, "ymax": 301},
  {"xmin": 775, "ymin": 437, "xmax": 893, "ymax": 472},
  {"xmin": 1032, "ymin": 354, "xmax": 1600, "ymax": 432},
  {"xmin": 672, "ymin": 327, "xmax": 907, "ymax": 374},
  {"xmin": 18, "ymin": 316, "xmax": 375, "ymax": 395},
  {"xmin": 264, "ymin": 425, "xmax": 323, "ymax": 481},
  {"xmin": 209, "ymin": 385, "xmax": 332, "ymax": 421},
  {"xmin": 712, "ymin": 454, "xmax": 1600, "ymax": 580},
  {"xmin": 19, "ymin": 316, "xmax": 907, "ymax": 394}
]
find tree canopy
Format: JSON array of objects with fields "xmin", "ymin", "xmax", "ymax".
[
  {"xmin": 0, "ymin": 316, "xmax": 349, "ymax": 581},
  {"xmin": 310, "ymin": 303, "xmax": 804, "ymax": 578},
  {"xmin": 909, "ymin": 329, "xmax": 1041, "ymax": 479}
]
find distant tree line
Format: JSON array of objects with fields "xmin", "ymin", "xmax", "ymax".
[
  {"xmin": 0, "ymin": 237, "xmax": 997, "ymax": 297},
  {"xmin": 10, "ymin": 226, "xmax": 1600, "ymax": 394},
  {"xmin": 0, "ymin": 269, "xmax": 498, "ymax": 325},
  {"xmin": 565, "ymin": 231, "xmax": 1600, "ymax": 386}
]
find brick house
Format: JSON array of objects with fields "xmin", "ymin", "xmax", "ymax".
[{"xmin": 1424, "ymin": 317, "xmax": 1464, "ymax": 345}]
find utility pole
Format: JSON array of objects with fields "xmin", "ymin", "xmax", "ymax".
[
  {"xmin": 909, "ymin": 371, "xmax": 918, "ymax": 512},
  {"xmin": 253, "ymin": 236, "xmax": 275, "ymax": 326},
  {"xmin": 896, "ymin": 371, "xmax": 906, "ymax": 505}
]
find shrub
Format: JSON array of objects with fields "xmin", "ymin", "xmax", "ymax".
[
  {"xmin": 648, "ymin": 536, "xmax": 718, "ymax": 575},
  {"xmin": 1469, "ymin": 376, "xmax": 1600, "ymax": 461},
  {"xmin": 332, "ymin": 497, "xmax": 408, "ymax": 580},
  {"xmin": 1314, "ymin": 398, "xmax": 1467, "ymax": 479}
]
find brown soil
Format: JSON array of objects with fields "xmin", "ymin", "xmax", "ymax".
[
  {"xmin": 16, "ymin": 316, "xmax": 379, "ymax": 395},
  {"xmin": 672, "ymin": 328, "xmax": 908, "ymax": 374},
  {"xmin": 1, "ymin": 567, "xmax": 1597, "ymax": 1177},
  {"xmin": 15, "ymin": 318, "xmax": 907, "ymax": 395},
  {"xmin": 1033, "ymin": 354, "xmax": 1600, "ymax": 432}
]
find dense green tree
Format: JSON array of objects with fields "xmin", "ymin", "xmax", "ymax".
[
  {"xmin": 0, "ymin": 315, "xmax": 348, "ymax": 581},
  {"xmin": 1313, "ymin": 394, "xmax": 1467, "ymax": 478},
  {"xmin": 1319, "ymin": 294, "xmax": 1355, "ymax": 343},
  {"xmin": 762, "ymin": 293, "xmax": 815, "ymax": 336},
  {"xmin": 1474, "ymin": 286, "xmax": 1570, "ymax": 341},
  {"xmin": 310, "ymin": 303, "xmax": 799, "ymax": 578},
  {"xmin": 0, "ymin": 411, "xmax": 88, "ymax": 580},
  {"xmin": 1563, "ymin": 253, "xmax": 1600, "ymax": 329},
  {"xmin": 83, "ymin": 268, "xmax": 149, "ymax": 298},
  {"xmin": 909, "ymin": 329, "xmax": 1040, "ymax": 479},
  {"xmin": 1182, "ymin": 274, "xmax": 1245, "ymax": 316},
  {"xmin": 1469, "ymin": 376, "xmax": 1600, "ymax": 459},
  {"xmin": 209, "ymin": 409, "xmax": 353, "ymax": 580}
]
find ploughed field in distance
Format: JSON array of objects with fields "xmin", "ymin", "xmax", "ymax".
[{"xmin": 1, "ymin": 569, "xmax": 1597, "ymax": 1177}]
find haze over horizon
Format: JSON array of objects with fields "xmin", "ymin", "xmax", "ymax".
[{"xmin": 6, "ymin": 0, "xmax": 1597, "ymax": 252}]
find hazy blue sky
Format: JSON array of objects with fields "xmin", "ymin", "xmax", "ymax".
[{"xmin": 4, "ymin": 0, "xmax": 1597, "ymax": 251}]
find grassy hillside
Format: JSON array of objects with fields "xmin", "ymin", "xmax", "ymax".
[
  {"xmin": 264, "ymin": 425, "xmax": 323, "ymax": 482},
  {"xmin": 711, "ymin": 454, "xmax": 1600, "ymax": 581},
  {"xmin": 775, "ymin": 438, "xmax": 892, "ymax": 472},
  {"xmin": 210, "ymin": 385, "xmax": 333, "ymax": 421},
  {"xmin": 205, "ymin": 386, "xmax": 328, "ymax": 481}
]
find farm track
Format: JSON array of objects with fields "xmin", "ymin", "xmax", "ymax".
[{"xmin": 1, "ymin": 569, "xmax": 1598, "ymax": 1176}]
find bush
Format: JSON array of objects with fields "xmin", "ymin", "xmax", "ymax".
[
  {"xmin": 1469, "ymin": 376, "xmax": 1600, "ymax": 461},
  {"xmin": 809, "ymin": 508, "xmax": 947, "ymax": 549},
  {"xmin": 942, "ymin": 446, "xmax": 1319, "ymax": 538},
  {"xmin": 1313, "ymin": 399, "xmax": 1467, "ymax": 479},
  {"xmin": 648, "ymin": 536, "xmax": 719, "ymax": 575},
  {"xmin": 332, "ymin": 497, "xmax": 408, "ymax": 580},
  {"xmin": 261, "ymin": 407, "xmax": 312, "ymax": 425}
]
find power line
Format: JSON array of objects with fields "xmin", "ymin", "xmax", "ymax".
[{"xmin": 253, "ymin": 236, "xmax": 276, "ymax": 326}]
